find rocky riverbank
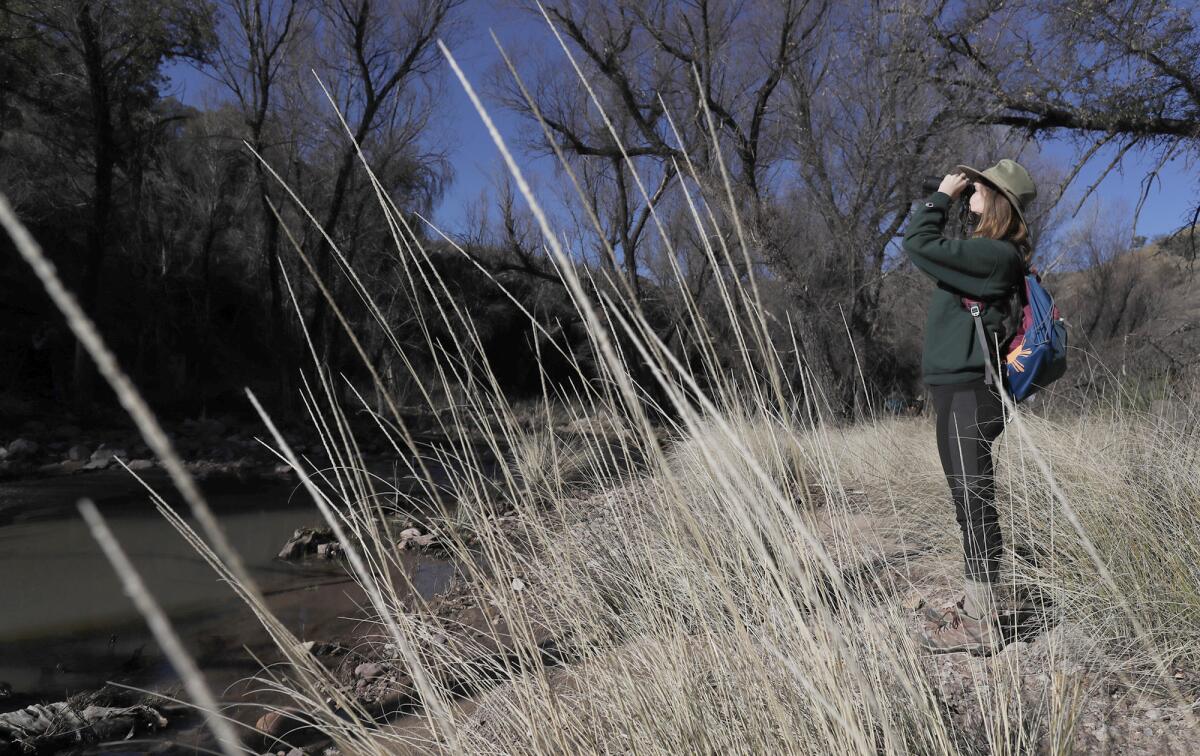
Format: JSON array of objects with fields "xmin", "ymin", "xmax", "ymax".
[
  {"xmin": 6, "ymin": 459, "xmax": 1199, "ymax": 755},
  {"xmin": 0, "ymin": 510, "xmax": 463, "ymax": 756},
  {"xmin": 0, "ymin": 409, "xmax": 464, "ymax": 485},
  {"xmin": 247, "ymin": 478, "xmax": 1200, "ymax": 755},
  {"xmin": 0, "ymin": 416, "xmax": 294, "ymax": 481}
]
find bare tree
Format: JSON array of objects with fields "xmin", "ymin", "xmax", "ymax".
[
  {"xmin": 0, "ymin": 0, "xmax": 214, "ymax": 410},
  {"xmin": 919, "ymin": 0, "xmax": 1200, "ymax": 241},
  {"xmin": 138, "ymin": 107, "xmax": 254, "ymax": 408},
  {"xmin": 1062, "ymin": 202, "xmax": 1156, "ymax": 343},
  {"xmin": 770, "ymin": 0, "xmax": 1015, "ymax": 412},
  {"xmin": 488, "ymin": 0, "xmax": 843, "ymax": 413},
  {"xmin": 212, "ymin": 0, "xmax": 311, "ymax": 377},
  {"xmin": 500, "ymin": 0, "xmax": 1048, "ymax": 414},
  {"xmin": 497, "ymin": 0, "xmax": 826, "ymax": 286},
  {"xmin": 304, "ymin": 0, "xmax": 463, "ymax": 362}
]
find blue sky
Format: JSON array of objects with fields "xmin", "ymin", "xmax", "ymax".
[{"xmin": 164, "ymin": 1, "xmax": 1196, "ymax": 245}]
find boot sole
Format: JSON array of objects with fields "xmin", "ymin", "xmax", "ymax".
[
  {"xmin": 917, "ymin": 637, "xmax": 1002, "ymax": 656},
  {"xmin": 922, "ymin": 644, "xmax": 1000, "ymax": 656}
]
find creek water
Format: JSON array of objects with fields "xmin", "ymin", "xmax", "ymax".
[{"xmin": 0, "ymin": 468, "xmax": 455, "ymax": 732}]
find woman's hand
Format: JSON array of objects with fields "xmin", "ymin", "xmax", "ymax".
[{"xmin": 937, "ymin": 172, "xmax": 971, "ymax": 198}]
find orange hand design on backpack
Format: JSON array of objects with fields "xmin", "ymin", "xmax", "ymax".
[{"xmin": 1007, "ymin": 345, "xmax": 1032, "ymax": 372}]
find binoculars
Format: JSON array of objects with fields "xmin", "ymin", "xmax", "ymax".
[{"xmin": 921, "ymin": 175, "xmax": 975, "ymax": 199}]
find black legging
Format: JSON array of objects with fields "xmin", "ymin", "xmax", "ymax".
[{"xmin": 929, "ymin": 380, "xmax": 1006, "ymax": 583}]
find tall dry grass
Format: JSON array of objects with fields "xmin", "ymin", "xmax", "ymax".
[{"xmin": 3, "ymin": 11, "xmax": 1198, "ymax": 755}]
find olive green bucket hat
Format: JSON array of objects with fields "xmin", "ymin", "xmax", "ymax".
[{"xmin": 955, "ymin": 158, "xmax": 1037, "ymax": 233}]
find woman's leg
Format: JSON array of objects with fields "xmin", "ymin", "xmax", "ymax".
[
  {"xmin": 930, "ymin": 382, "xmax": 1006, "ymax": 586},
  {"xmin": 917, "ymin": 381, "xmax": 1009, "ymax": 653}
]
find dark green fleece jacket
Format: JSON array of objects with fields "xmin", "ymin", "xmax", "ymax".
[{"xmin": 902, "ymin": 191, "xmax": 1024, "ymax": 385}]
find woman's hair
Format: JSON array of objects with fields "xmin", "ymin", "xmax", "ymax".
[{"xmin": 971, "ymin": 182, "xmax": 1033, "ymax": 268}]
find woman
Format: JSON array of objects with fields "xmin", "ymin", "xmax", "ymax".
[{"xmin": 901, "ymin": 158, "xmax": 1037, "ymax": 655}]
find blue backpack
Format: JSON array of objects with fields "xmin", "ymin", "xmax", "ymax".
[{"xmin": 963, "ymin": 266, "xmax": 1068, "ymax": 402}]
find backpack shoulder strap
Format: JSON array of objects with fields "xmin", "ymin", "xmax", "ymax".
[{"xmin": 964, "ymin": 301, "xmax": 1006, "ymax": 390}]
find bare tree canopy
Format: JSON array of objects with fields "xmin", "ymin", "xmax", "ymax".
[
  {"xmin": 2, "ymin": 0, "xmax": 1197, "ymax": 422},
  {"xmin": 493, "ymin": 0, "xmax": 1033, "ymax": 413},
  {"xmin": 920, "ymin": 0, "xmax": 1200, "ymax": 233},
  {"xmin": 303, "ymin": 0, "xmax": 464, "ymax": 360}
]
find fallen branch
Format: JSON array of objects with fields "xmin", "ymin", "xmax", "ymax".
[{"xmin": 0, "ymin": 701, "xmax": 168, "ymax": 756}]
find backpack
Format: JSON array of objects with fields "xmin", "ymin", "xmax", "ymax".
[{"xmin": 962, "ymin": 265, "xmax": 1068, "ymax": 403}]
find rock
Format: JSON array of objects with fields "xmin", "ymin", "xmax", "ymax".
[
  {"xmin": 90, "ymin": 446, "xmax": 111, "ymax": 462},
  {"xmin": 511, "ymin": 578, "xmax": 526, "ymax": 592},
  {"xmin": 398, "ymin": 527, "xmax": 435, "ymax": 548},
  {"xmin": 61, "ymin": 460, "xmax": 86, "ymax": 473},
  {"xmin": 277, "ymin": 527, "xmax": 338, "ymax": 560},
  {"xmin": 86, "ymin": 447, "xmax": 113, "ymax": 469},
  {"xmin": 354, "ymin": 662, "xmax": 384, "ymax": 680},
  {"xmin": 0, "ymin": 447, "xmax": 7, "ymax": 461},
  {"xmin": 67, "ymin": 444, "xmax": 91, "ymax": 462},
  {"xmin": 7, "ymin": 438, "xmax": 38, "ymax": 457},
  {"xmin": 127, "ymin": 459, "xmax": 154, "ymax": 471},
  {"xmin": 88, "ymin": 446, "xmax": 127, "ymax": 469},
  {"xmin": 297, "ymin": 640, "xmax": 347, "ymax": 658},
  {"xmin": 254, "ymin": 707, "xmax": 324, "ymax": 750},
  {"xmin": 1023, "ymin": 621, "xmax": 1106, "ymax": 676}
]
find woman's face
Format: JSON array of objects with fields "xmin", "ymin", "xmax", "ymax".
[{"xmin": 968, "ymin": 181, "xmax": 987, "ymax": 215}]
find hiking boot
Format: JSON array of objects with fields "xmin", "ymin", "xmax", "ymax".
[
  {"xmin": 920, "ymin": 578, "xmax": 994, "ymax": 628},
  {"xmin": 921, "ymin": 595, "xmax": 964, "ymax": 626},
  {"xmin": 918, "ymin": 576, "xmax": 1039, "ymax": 621},
  {"xmin": 921, "ymin": 588, "xmax": 1035, "ymax": 622},
  {"xmin": 916, "ymin": 605, "xmax": 1003, "ymax": 655}
]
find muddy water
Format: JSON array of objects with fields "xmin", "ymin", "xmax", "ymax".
[{"xmin": 0, "ymin": 469, "xmax": 455, "ymax": 725}]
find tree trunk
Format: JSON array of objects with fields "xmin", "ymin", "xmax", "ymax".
[
  {"xmin": 255, "ymin": 163, "xmax": 292, "ymax": 409},
  {"xmin": 72, "ymin": 3, "xmax": 116, "ymax": 417},
  {"xmin": 306, "ymin": 146, "xmax": 358, "ymax": 364},
  {"xmin": 199, "ymin": 214, "xmax": 219, "ymax": 413}
]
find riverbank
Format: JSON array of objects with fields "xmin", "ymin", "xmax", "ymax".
[
  {"xmin": 6, "ymin": 404, "xmax": 1200, "ymax": 755},
  {"xmin": 162, "ymin": 464, "xmax": 1200, "ymax": 754},
  {"xmin": 0, "ymin": 405, "xmax": 506, "ymax": 486},
  {"xmin": 0, "ymin": 414, "xmax": 286, "ymax": 482},
  {"xmin": 205, "ymin": 407, "xmax": 1200, "ymax": 754},
  {"xmin": 0, "ymin": 441, "xmax": 467, "ymax": 745}
]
